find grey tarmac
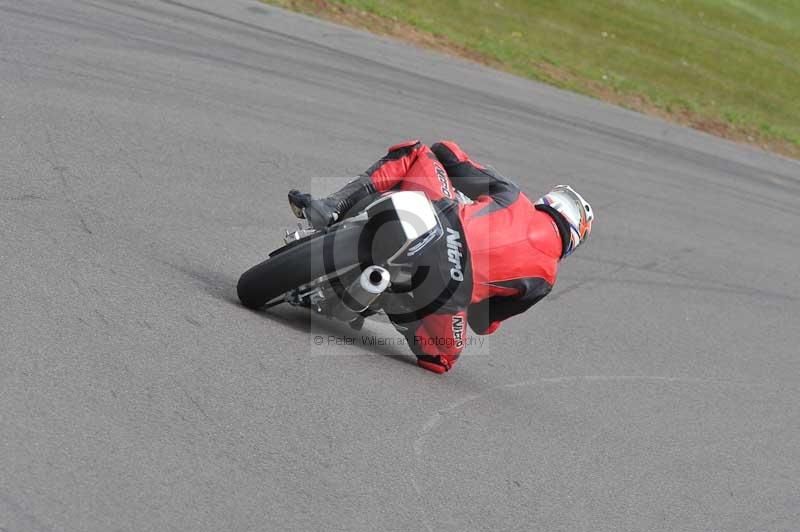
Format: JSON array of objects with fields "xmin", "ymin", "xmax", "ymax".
[{"xmin": 1, "ymin": 1, "xmax": 799, "ymax": 531}]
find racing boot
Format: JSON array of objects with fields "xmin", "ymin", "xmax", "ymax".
[{"xmin": 288, "ymin": 175, "xmax": 376, "ymax": 229}]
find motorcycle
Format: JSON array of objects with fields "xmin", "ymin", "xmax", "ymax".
[{"xmin": 237, "ymin": 191, "xmax": 444, "ymax": 330}]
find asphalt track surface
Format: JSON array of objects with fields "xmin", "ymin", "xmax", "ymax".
[{"xmin": 2, "ymin": 1, "xmax": 800, "ymax": 530}]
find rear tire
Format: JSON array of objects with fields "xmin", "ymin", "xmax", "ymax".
[{"xmin": 237, "ymin": 222, "xmax": 365, "ymax": 309}]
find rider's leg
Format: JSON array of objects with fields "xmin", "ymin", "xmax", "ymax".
[
  {"xmin": 288, "ymin": 140, "xmax": 454, "ymax": 228},
  {"xmin": 365, "ymin": 140, "xmax": 456, "ymax": 200},
  {"xmin": 396, "ymin": 148, "xmax": 456, "ymax": 201},
  {"xmin": 288, "ymin": 175, "xmax": 375, "ymax": 229}
]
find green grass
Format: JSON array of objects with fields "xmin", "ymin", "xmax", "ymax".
[{"xmin": 267, "ymin": 0, "xmax": 800, "ymax": 155}]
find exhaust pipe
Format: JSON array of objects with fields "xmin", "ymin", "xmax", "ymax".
[{"xmin": 333, "ymin": 266, "xmax": 390, "ymax": 321}]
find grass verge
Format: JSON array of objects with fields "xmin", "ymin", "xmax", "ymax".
[{"xmin": 264, "ymin": 0, "xmax": 800, "ymax": 159}]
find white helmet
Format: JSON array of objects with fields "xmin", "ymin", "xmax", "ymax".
[{"xmin": 535, "ymin": 185, "xmax": 593, "ymax": 257}]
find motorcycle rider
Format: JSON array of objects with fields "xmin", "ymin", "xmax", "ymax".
[{"xmin": 289, "ymin": 140, "xmax": 593, "ymax": 374}]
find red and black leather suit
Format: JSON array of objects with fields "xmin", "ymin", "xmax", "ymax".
[{"xmin": 362, "ymin": 140, "xmax": 570, "ymax": 374}]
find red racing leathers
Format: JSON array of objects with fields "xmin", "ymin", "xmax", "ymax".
[{"xmin": 362, "ymin": 140, "xmax": 568, "ymax": 374}]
